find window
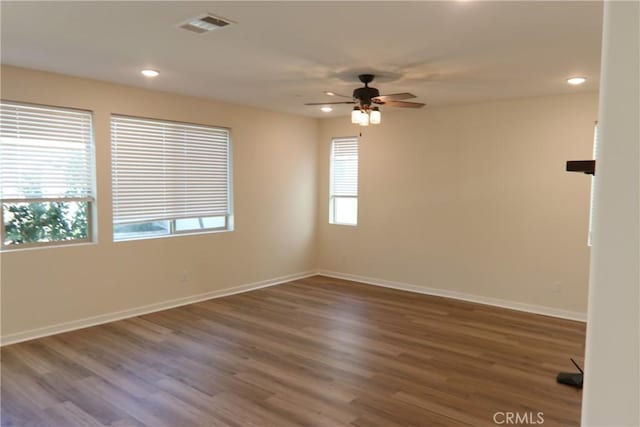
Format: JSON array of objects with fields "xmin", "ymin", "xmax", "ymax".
[
  {"xmin": 111, "ymin": 115, "xmax": 232, "ymax": 241},
  {"xmin": 0, "ymin": 101, "xmax": 94, "ymax": 249},
  {"xmin": 329, "ymin": 136, "xmax": 358, "ymax": 225}
]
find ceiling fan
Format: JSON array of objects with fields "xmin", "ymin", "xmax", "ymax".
[{"xmin": 305, "ymin": 74, "xmax": 425, "ymax": 126}]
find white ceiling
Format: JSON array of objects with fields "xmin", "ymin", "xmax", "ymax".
[{"xmin": 1, "ymin": 1, "xmax": 603, "ymax": 118}]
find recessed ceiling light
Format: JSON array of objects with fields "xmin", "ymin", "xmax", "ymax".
[
  {"xmin": 321, "ymin": 106, "xmax": 333, "ymax": 113},
  {"xmin": 325, "ymin": 91, "xmax": 336, "ymax": 96},
  {"xmin": 141, "ymin": 69, "xmax": 159, "ymax": 78},
  {"xmin": 567, "ymin": 77, "xmax": 587, "ymax": 85}
]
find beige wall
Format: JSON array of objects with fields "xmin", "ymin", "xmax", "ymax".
[
  {"xmin": 317, "ymin": 92, "xmax": 598, "ymax": 315},
  {"xmin": 0, "ymin": 66, "xmax": 318, "ymax": 338},
  {"xmin": 0, "ymin": 65, "xmax": 599, "ymax": 341}
]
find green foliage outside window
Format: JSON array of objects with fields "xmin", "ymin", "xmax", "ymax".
[{"xmin": 2, "ymin": 201, "xmax": 88, "ymax": 246}]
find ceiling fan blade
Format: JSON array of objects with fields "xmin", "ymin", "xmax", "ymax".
[
  {"xmin": 328, "ymin": 92, "xmax": 353, "ymax": 99},
  {"xmin": 373, "ymin": 93, "xmax": 416, "ymax": 102},
  {"xmin": 304, "ymin": 101, "xmax": 355, "ymax": 105},
  {"xmin": 383, "ymin": 100, "xmax": 426, "ymax": 108}
]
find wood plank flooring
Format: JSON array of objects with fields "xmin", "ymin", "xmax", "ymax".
[{"xmin": 1, "ymin": 276, "xmax": 586, "ymax": 426}]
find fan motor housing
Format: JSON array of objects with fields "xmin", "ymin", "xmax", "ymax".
[{"xmin": 353, "ymin": 86, "xmax": 380, "ymax": 106}]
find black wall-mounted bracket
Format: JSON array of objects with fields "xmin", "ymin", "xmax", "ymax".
[{"xmin": 566, "ymin": 160, "xmax": 596, "ymax": 175}]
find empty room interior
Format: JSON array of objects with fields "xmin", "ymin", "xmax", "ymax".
[{"xmin": 1, "ymin": 1, "xmax": 638, "ymax": 427}]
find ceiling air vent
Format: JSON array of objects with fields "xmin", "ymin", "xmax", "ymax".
[{"xmin": 178, "ymin": 14, "xmax": 234, "ymax": 34}]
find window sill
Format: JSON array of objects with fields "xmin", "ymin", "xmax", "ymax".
[
  {"xmin": 113, "ymin": 228, "xmax": 233, "ymax": 243},
  {"xmin": 0, "ymin": 241, "xmax": 96, "ymax": 253}
]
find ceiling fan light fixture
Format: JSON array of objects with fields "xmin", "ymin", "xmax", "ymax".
[
  {"xmin": 359, "ymin": 111, "xmax": 370, "ymax": 126},
  {"xmin": 370, "ymin": 107, "xmax": 381, "ymax": 124},
  {"xmin": 351, "ymin": 107, "xmax": 361, "ymax": 124},
  {"xmin": 321, "ymin": 106, "xmax": 333, "ymax": 112}
]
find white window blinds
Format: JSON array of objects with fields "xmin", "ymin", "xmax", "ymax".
[
  {"xmin": 111, "ymin": 115, "xmax": 231, "ymax": 225},
  {"xmin": 330, "ymin": 137, "xmax": 359, "ymax": 197},
  {"xmin": 0, "ymin": 101, "xmax": 94, "ymax": 201}
]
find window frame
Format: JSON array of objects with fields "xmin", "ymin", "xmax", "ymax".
[
  {"xmin": 0, "ymin": 100, "xmax": 96, "ymax": 251},
  {"xmin": 329, "ymin": 136, "xmax": 359, "ymax": 226},
  {"xmin": 110, "ymin": 114, "xmax": 234, "ymax": 243},
  {"xmin": 112, "ymin": 215, "xmax": 230, "ymax": 242}
]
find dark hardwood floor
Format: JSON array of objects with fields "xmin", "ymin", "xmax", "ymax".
[{"xmin": 1, "ymin": 276, "xmax": 585, "ymax": 426}]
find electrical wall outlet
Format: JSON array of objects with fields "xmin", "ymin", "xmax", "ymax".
[
  {"xmin": 180, "ymin": 270, "xmax": 188, "ymax": 284},
  {"xmin": 552, "ymin": 282, "xmax": 562, "ymax": 294}
]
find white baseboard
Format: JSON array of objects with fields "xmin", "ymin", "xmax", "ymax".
[
  {"xmin": 317, "ymin": 270, "xmax": 587, "ymax": 322},
  {"xmin": 0, "ymin": 271, "xmax": 317, "ymax": 347}
]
